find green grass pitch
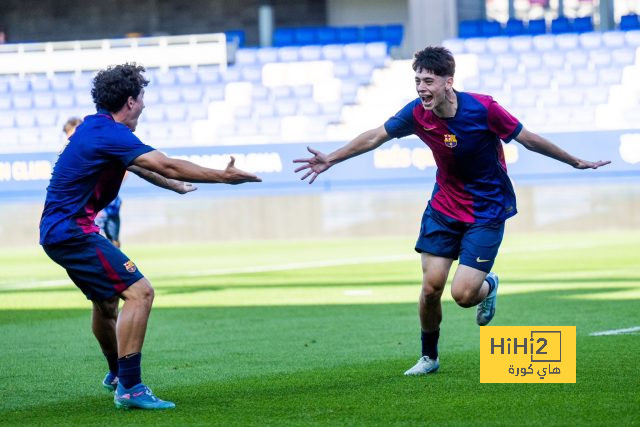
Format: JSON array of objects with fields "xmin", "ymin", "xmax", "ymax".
[{"xmin": 1, "ymin": 231, "xmax": 639, "ymax": 425}]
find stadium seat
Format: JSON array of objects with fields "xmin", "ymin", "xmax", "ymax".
[
  {"xmin": 0, "ymin": 79, "xmax": 9, "ymax": 93},
  {"xmin": 625, "ymin": 29, "xmax": 640, "ymax": 47},
  {"xmin": 351, "ymin": 60, "xmax": 375, "ymax": 85},
  {"xmin": 197, "ymin": 67, "xmax": 221, "ymax": 84},
  {"xmin": 221, "ymin": 67, "xmax": 241, "ymax": 83},
  {"xmin": 181, "ymin": 86, "xmax": 203, "ymax": 103},
  {"xmin": 459, "ymin": 20, "xmax": 482, "ymax": 38},
  {"xmin": 365, "ymin": 42, "xmax": 389, "ymax": 67},
  {"xmin": 361, "ymin": 25, "xmax": 383, "ymax": 43},
  {"xmin": 527, "ymin": 19, "xmax": 547, "ymax": 35},
  {"xmin": 225, "ymin": 30, "xmax": 246, "ymax": 47},
  {"xmin": 278, "ymin": 46, "xmax": 300, "ymax": 62},
  {"xmin": 464, "ymin": 38, "xmax": 487, "ymax": 54},
  {"xmin": 75, "ymin": 92, "xmax": 93, "ymax": 108},
  {"xmin": 322, "ymin": 44, "xmax": 344, "ymax": 61},
  {"xmin": 512, "ymin": 88, "xmax": 537, "ymax": 107},
  {"xmin": 509, "ymin": 35, "xmax": 533, "ymax": 52},
  {"xmin": 160, "ymin": 88, "xmax": 181, "ymax": 104},
  {"xmin": 272, "ymin": 86, "xmax": 293, "ymax": 99},
  {"xmin": 143, "ymin": 106, "xmax": 164, "ymax": 123},
  {"xmin": 486, "ymin": 37, "xmax": 510, "ymax": 54},
  {"xmin": 519, "ymin": 52, "xmax": 542, "ymax": 69},
  {"xmin": 579, "ymin": 32, "xmax": 603, "ymax": 49},
  {"xmin": 292, "ymin": 85, "xmax": 313, "ymax": 99},
  {"xmin": 0, "ymin": 128, "xmax": 19, "ymax": 145},
  {"xmin": 611, "ymin": 48, "xmax": 636, "ymax": 66},
  {"xmin": 442, "ymin": 38, "xmax": 465, "ymax": 54},
  {"xmin": 164, "ymin": 104, "xmax": 187, "ymax": 122},
  {"xmin": 54, "ymin": 92, "xmax": 75, "ymax": 108},
  {"xmin": 589, "ymin": 49, "xmax": 613, "ymax": 68},
  {"xmin": 13, "ymin": 94, "xmax": 33, "ymax": 109},
  {"xmin": 506, "ymin": 73, "xmax": 527, "ymax": 89},
  {"xmin": 532, "ymin": 34, "xmax": 556, "ymax": 51},
  {"xmin": 258, "ymin": 117, "xmax": 281, "ymax": 135},
  {"xmin": 574, "ymin": 69, "xmax": 598, "ymax": 86},
  {"xmin": 295, "ymin": 27, "xmax": 317, "ymax": 46},
  {"xmin": 382, "ymin": 24, "xmax": 404, "ymax": 46},
  {"xmin": 203, "ymin": 85, "xmax": 225, "ymax": 102},
  {"xmin": 555, "ymin": 33, "xmax": 579, "ymax": 50},
  {"xmin": 540, "ymin": 89, "xmax": 560, "ymax": 107},
  {"xmin": 481, "ymin": 21, "xmax": 502, "ymax": 37},
  {"xmin": 9, "ymin": 79, "xmax": 30, "ymax": 92},
  {"xmin": 476, "ymin": 56, "xmax": 496, "ymax": 72},
  {"xmin": 554, "ymin": 71, "xmax": 575, "ymax": 87},
  {"xmin": 565, "ymin": 50, "xmax": 589, "ymax": 69},
  {"xmin": 528, "ymin": 71, "xmax": 552, "ymax": 88},
  {"xmin": 462, "ymin": 76, "xmax": 481, "ymax": 91},
  {"xmin": 273, "ymin": 28, "xmax": 295, "ymax": 47},
  {"xmin": 299, "ymin": 45, "xmax": 322, "ymax": 61},
  {"xmin": 239, "ymin": 65, "xmax": 263, "ymax": 83},
  {"xmin": 505, "ymin": 19, "xmax": 525, "ymax": 36},
  {"xmin": 602, "ymin": 31, "xmax": 626, "ymax": 48},
  {"xmin": 0, "ymin": 112, "xmax": 15, "ymax": 128},
  {"xmin": 50, "ymin": 75, "xmax": 72, "ymax": 91},
  {"xmin": 551, "ymin": 17, "xmax": 572, "ymax": 34},
  {"xmin": 573, "ymin": 17, "xmax": 593, "ymax": 33},
  {"xmin": 33, "ymin": 93, "xmax": 54, "ymax": 109},
  {"xmin": 30, "ymin": 77, "xmax": 50, "ymax": 92},
  {"xmin": 156, "ymin": 72, "xmax": 177, "ymax": 86},
  {"xmin": 317, "ymin": 27, "xmax": 338, "ymax": 45},
  {"xmin": 340, "ymin": 79, "xmax": 361, "ymax": 104},
  {"xmin": 560, "ymin": 88, "xmax": 585, "ymax": 105},
  {"xmin": 496, "ymin": 53, "xmax": 519, "ymax": 71},
  {"xmin": 620, "ymin": 14, "xmax": 640, "ymax": 31},
  {"xmin": 481, "ymin": 75, "xmax": 504, "ymax": 90},
  {"xmin": 252, "ymin": 85, "xmax": 270, "ymax": 100},
  {"xmin": 332, "ymin": 61, "xmax": 352, "ymax": 79},
  {"xmin": 255, "ymin": 102, "xmax": 276, "ymax": 118},
  {"xmin": 299, "ymin": 101, "xmax": 321, "ymax": 116},
  {"xmin": 144, "ymin": 90, "xmax": 160, "ymax": 104},
  {"xmin": 337, "ymin": 27, "xmax": 360, "ymax": 44},
  {"xmin": 15, "ymin": 111, "xmax": 36, "ymax": 127},
  {"xmin": 275, "ymin": 99, "xmax": 298, "ymax": 116},
  {"xmin": 256, "ymin": 47, "xmax": 279, "ymax": 63},
  {"xmin": 599, "ymin": 67, "xmax": 624, "ymax": 85},
  {"xmin": 343, "ymin": 43, "xmax": 367, "ymax": 60},
  {"xmin": 175, "ymin": 69, "xmax": 198, "ymax": 85},
  {"xmin": 186, "ymin": 104, "xmax": 207, "ymax": 120},
  {"xmin": 0, "ymin": 95, "xmax": 11, "ymax": 110},
  {"xmin": 35, "ymin": 110, "xmax": 58, "ymax": 128}
]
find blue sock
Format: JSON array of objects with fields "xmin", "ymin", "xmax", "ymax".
[
  {"xmin": 485, "ymin": 274, "xmax": 497, "ymax": 295},
  {"xmin": 103, "ymin": 352, "xmax": 118, "ymax": 376},
  {"xmin": 421, "ymin": 329, "xmax": 439, "ymax": 360},
  {"xmin": 117, "ymin": 352, "xmax": 142, "ymax": 389}
]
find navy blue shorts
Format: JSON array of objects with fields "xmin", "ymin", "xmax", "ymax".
[
  {"xmin": 415, "ymin": 204, "xmax": 505, "ymax": 273},
  {"xmin": 42, "ymin": 233, "xmax": 144, "ymax": 301}
]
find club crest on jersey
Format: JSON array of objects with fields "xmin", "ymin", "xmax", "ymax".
[
  {"xmin": 123, "ymin": 260, "xmax": 137, "ymax": 273},
  {"xmin": 444, "ymin": 134, "xmax": 458, "ymax": 148}
]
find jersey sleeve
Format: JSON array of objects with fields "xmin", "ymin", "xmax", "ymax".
[
  {"xmin": 102, "ymin": 126, "xmax": 155, "ymax": 166},
  {"xmin": 384, "ymin": 99, "xmax": 420, "ymax": 139},
  {"xmin": 487, "ymin": 99, "xmax": 523, "ymax": 143}
]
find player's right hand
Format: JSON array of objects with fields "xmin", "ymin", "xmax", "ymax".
[
  {"xmin": 224, "ymin": 156, "xmax": 262, "ymax": 184},
  {"xmin": 293, "ymin": 146, "xmax": 331, "ymax": 184}
]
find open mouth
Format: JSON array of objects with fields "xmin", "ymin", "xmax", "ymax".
[{"xmin": 420, "ymin": 95, "xmax": 433, "ymax": 104}]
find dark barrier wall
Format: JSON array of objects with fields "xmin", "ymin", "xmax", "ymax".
[{"xmin": 0, "ymin": 0, "xmax": 326, "ymax": 44}]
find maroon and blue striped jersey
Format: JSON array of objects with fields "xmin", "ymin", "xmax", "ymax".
[
  {"xmin": 384, "ymin": 91, "xmax": 522, "ymax": 224},
  {"xmin": 40, "ymin": 110, "xmax": 154, "ymax": 244}
]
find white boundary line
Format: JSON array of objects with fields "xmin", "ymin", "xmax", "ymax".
[{"xmin": 590, "ymin": 326, "xmax": 640, "ymax": 336}]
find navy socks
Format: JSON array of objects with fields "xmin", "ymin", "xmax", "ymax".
[
  {"xmin": 421, "ymin": 329, "xmax": 439, "ymax": 360},
  {"xmin": 117, "ymin": 352, "xmax": 142, "ymax": 389},
  {"xmin": 103, "ymin": 352, "xmax": 119, "ymax": 376}
]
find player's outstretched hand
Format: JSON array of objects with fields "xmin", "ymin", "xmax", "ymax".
[
  {"xmin": 224, "ymin": 156, "xmax": 262, "ymax": 184},
  {"xmin": 293, "ymin": 146, "xmax": 331, "ymax": 184},
  {"xmin": 574, "ymin": 159, "xmax": 611, "ymax": 169},
  {"xmin": 179, "ymin": 182, "xmax": 198, "ymax": 194}
]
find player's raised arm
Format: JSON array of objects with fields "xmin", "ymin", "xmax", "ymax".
[
  {"xmin": 514, "ymin": 127, "xmax": 611, "ymax": 169},
  {"xmin": 293, "ymin": 125, "xmax": 391, "ymax": 183},
  {"xmin": 127, "ymin": 165, "xmax": 198, "ymax": 194},
  {"xmin": 132, "ymin": 150, "xmax": 261, "ymax": 184}
]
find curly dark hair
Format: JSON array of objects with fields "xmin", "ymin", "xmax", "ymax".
[
  {"xmin": 91, "ymin": 63, "xmax": 149, "ymax": 112},
  {"xmin": 412, "ymin": 46, "xmax": 455, "ymax": 77}
]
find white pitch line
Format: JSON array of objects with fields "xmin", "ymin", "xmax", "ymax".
[{"xmin": 590, "ymin": 326, "xmax": 640, "ymax": 336}]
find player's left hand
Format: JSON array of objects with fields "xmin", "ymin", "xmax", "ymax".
[
  {"xmin": 181, "ymin": 182, "xmax": 198, "ymax": 193},
  {"xmin": 574, "ymin": 159, "xmax": 611, "ymax": 169}
]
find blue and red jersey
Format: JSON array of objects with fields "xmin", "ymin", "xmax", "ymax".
[
  {"xmin": 40, "ymin": 110, "xmax": 154, "ymax": 245},
  {"xmin": 384, "ymin": 91, "xmax": 523, "ymax": 224}
]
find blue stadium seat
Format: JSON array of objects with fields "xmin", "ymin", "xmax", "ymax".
[
  {"xmin": 486, "ymin": 36, "xmax": 510, "ymax": 53},
  {"xmin": 273, "ymin": 28, "xmax": 295, "ymax": 47},
  {"xmin": 463, "ymin": 38, "xmax": 488, "ymax": 54},
  {"xmin": 292, "ymin": 85, "xmax": 313, "ymax": 99},
  {"xmin": 382, "ymin": 24, "xmax": 403, "ymax": 46},
  {"xmin": 272, "ymin": 86, "xmax": 293, "ymax": 99},
  {"xmin": 337, "ymin": 27, "xmax": 360, "ymax": 44},
  {"xmin": 611, "ymin": 48, "xmax": 636, "ymax": 66},
  {"xmin": 0, "ymin": 79, "xmax": 9, "ymax": 93},
  {"xmin": 551, "ymin": 17, "xmax": 572, "ymax": 34},
  {"xmin": 365, "ymin": 42, "xmax": 388, "ymax": 67},
  {"xmin": 481, "ymin": 21, "xmax": 502, "ymax": 37},
  {"xmin": 317, "ymin": 27, "xmax": 338, "ymax": 45},
  {"xmin": 442, "ymin": 38, "xmax": 465, "ymax": 54},
  {"xmin": 51, "ymin": 75, "xmax": 72, "ymax": 91},
  {"xmin": 332, "ymin": 61, "xmax": 352, "ymax": 79},
  {"xmin": 505, "ymin": 19, "xmax": 525, "ymax": 36},
  {"xmin": 160, "ymin": 88, "xmax": 181, "ymax": 104},
  {"xmin": 527, "ymin": 19, "xmax": 547, "ymax": 35},
  {"xmin": 0, "ymin": 128, "xmax": 19, "ymax": 145},
  {"xmin": 532, "ymin": 34, "xmax": 556, "ymax": 51},
  {"xmin": 221, "ymin": 66, "xmax": 241, "ymax": 83},
  {"xmin": 496, "ymin": 53, "xmax": 519, "ymax": 71},
  {"xmin": 181, "ymin": 86, "xmax": 203, "ymax": 103},
  {"xmin": 236, "ymin": 48, "xmax": 258, "ymax": 66},
  {"xmin": 258, "ymin": 117, "xmax": 281, "ymax": 135},
  {"xmin": 620, "ymin": 14, "xmax": 640, "ymax": 31},
  {"xmin": 565, "ymin": 49, "xmax": 589, "ymax": 69},
  {"xmin": 9, "ymin": 79, "xmax": 30, "ymax": 92},
  {"xmin": 30, "ymin": 77, "xmax": 50, "ymax": 92},
  {"xmin": 599, "ymin": 67, "xmax": 623, "ymax": 85},
  {"xmin": 519, "ymin": 52, "xmax": 542, "ymax": 69},
  {"xmin": 54, "ymin": 92, "xmax": 75, "ymax": 108},
  {"xmin": 33, "ymin": 93, "xmax": 54, "ymax": 109},
  {"xmin": 197, "ymin": 67, "xmax": 221, "ymax": 84},
  {"xmin": 340, "ymin": 79, "xmax": 360, "ymax": 104},
  {"xmin": 459, "ymin": 20, "xmax": 482, "ymax": 38},
  {"xmin": 542, "ymin": 51, "xmax": 565, "ymax": 70},
  {"xmin": 144, "ymin": 90, "xmax": 160, "ymax": 104},
  {"xmin": 300, "ymin": 101, "xmax": 321, "ymax": 116},
  {"xmin": 252, "ymin": 85, "xmax": 270, "ymax": 100},
  {"xmin": 176, "ymin": 69, "xmax": 198, "ymax": 85},
  {"xmin": 225, "ymin": 30, "xmax": 246, "ymax": 47},
  {"xmin": 509, "ymin": 35, "xmax": 533, "ymax": 52},
  {"xmin": 361, "ymin": 25, "xmax": 383, "ymax": 43},
  {"xmin": 15, "ymin": 111, "xmax": 36, "ymax": 127},
  {"xmin": 156, "ymin": 71, "xmax": 177, "ymax": 86},
  {"xmin": 625, "ymin": 29, "xmax": 640, "ymax": 47},
  {"xmin": 13, "ymin": 94, "xmax": 33, "ymax": 109},
  {"xmin": 295, "ymin": 27, "xmax": 317, "ymax": 46},
  {"xmin": 573, "ymin": 17, "xmax": 593, "ymax": 33},
  {"xmin": 0, "ymin": 95, "xmax": 11, "ymax": 110},
  {"xmin": 528, "ymin": 71, "xmax": 552, "ymax": 88},
  {"xmin": 0, "ymin": 112, "xmax": 15, "ymax": 128},
  {"xmin": 574, "ymin": 69, "xmax": 598, "ymax": 86},
  {"xmin": 351, "ymin": 60, "xmax": 375, "ymax": 85},
  {"xmin": 186, "ymin": 104, "xmax": 207, "ymax": 121},
  {"xmin": 239, "ymin": 65, "xmax": 263, "ymax": 83},
  {"xmin": 476, "ymin": 56, "xmax": 496, "ymax": 72},
  {"xmin": 275, "ymin": 99, "xmax": 298, "ymax": 116},
  {"xmin": 203, "ymin": 85, "xmax": 225, "ymax": 102}
]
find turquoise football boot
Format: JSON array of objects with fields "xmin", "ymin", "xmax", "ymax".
[
  {"xmin": 114, "ymin": 383, "xmax": 175, "ymax": 410},
  {"xmin": 102, "ymin": 372, "xmax": 118, "ymax": 392},
  {"xmin": 477, "ymin": 272, "xmax": 499, "ymax": 326}
]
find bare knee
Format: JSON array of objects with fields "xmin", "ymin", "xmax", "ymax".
[
  {"xmin": 421, "ymin": 276, "xmax": 445, "ymax": 306},
  {"xmin": 451, "ymin": 287, "xmax": 477, "ymax": 307},
  {"xmin": 93, "ymin": 297, "xmax": 119, "ymax": 320},
  {"xmin": 122, "ymin": 279, "xmax": 155, "ymax": 307}
]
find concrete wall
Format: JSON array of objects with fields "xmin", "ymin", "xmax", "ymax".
[{"xmin": 6, "ymin": 182, "xmax": 639, "ymax": 247}]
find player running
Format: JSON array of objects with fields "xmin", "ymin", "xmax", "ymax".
[
  {"xmin": 40, "ymin": 63, "xmax": 260, "ymax": 409},
  {"xmin": 293, "ymin": 46, "xmax": 609, "ymax": 376}
]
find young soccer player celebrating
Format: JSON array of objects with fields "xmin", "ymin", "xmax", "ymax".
[
  {"xmin": 293, "ymin": 46, "xmax": 609, "ymax": 376},
  {"xmin": 40, "ymin": 63, "xmax": 261, "ymax": 409}
]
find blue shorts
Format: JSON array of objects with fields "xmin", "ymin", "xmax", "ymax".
[
  {"xmin": 415, "ymin": 204, "xmax": 505, "ymax": 273},
  {"xmin": 42, "ymin": 233, "xmax": 143, "ymax": 301}
]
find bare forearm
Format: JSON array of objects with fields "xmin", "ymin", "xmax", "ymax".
[
  {"xmin": 519, "ymin": 133, "xmax": 579, "ymax": 167},
  {"xmin": 327, "ymin": 127, "xmax": 390, "ymax": 165},
  {"xmin": 128, "ymin": 166, "xmax": 191, "ymax": 192},
  {"xmin": 148, "ymin": 159, "xmax": 229, "ymax": 183}
]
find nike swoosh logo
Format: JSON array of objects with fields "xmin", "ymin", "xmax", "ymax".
[
  {"xmin": 476, "ymin": 257, "xmax": 491, "ymax": 263},
  {"xmin": 423, "ymin": 126, "xmax": 437, "ymax": 131}
]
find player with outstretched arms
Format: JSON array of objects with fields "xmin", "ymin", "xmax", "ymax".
[
  {"xmin": 40, "ymin": 63, "xmax": 260, "ymax": 409},
  {"xmin": 293, "ymin": 46, "xmax": 609, "ymax": 376}
]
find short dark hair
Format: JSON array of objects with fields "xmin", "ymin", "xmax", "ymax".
[
  {"xmin": 412, "ymin": 46, "xmax": 455, "ymax": 77},
  {"xmin": 91, "ymin": 63, "xmax": 149, "ymax": 112}
]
